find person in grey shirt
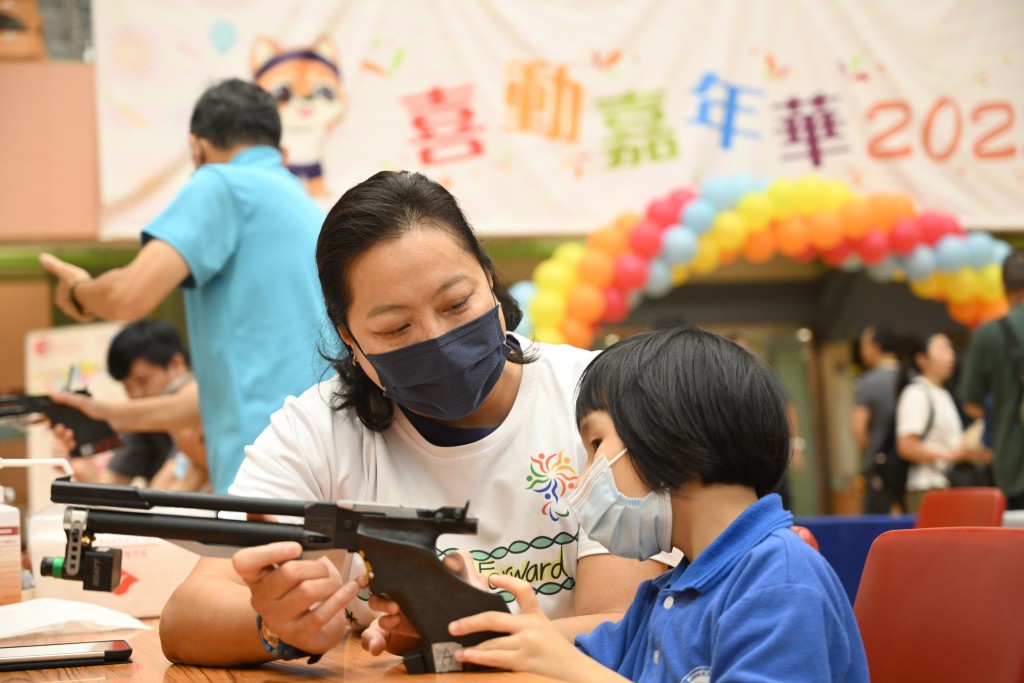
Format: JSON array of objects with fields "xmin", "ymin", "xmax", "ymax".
[{"xmin": 851, "ymin": 325, "xmax": 902, "ymax": 513}]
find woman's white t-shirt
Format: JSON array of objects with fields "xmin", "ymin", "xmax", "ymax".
[{"xmin": 896, "ymin": 377, "xmax": 964, "ymax": 492}]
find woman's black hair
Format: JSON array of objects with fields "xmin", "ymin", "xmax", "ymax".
[
  {"xmin": 316, "ymin": 170, "xmax": 530, "ymax": 430},
  {"xmin": 574, "ymin": 325, "xmax": 790, "ymax": 497}
]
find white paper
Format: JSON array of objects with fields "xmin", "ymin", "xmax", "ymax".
[{"xmin": 0, "ymin": 598, "xmax": 150, "ymax": 640}]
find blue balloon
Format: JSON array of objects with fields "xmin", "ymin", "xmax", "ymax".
[
  {"xmin": 934, "ymin": 235, "xmax": 966, "ymax": 273},
  {"xmin": 662, "ymin": 226, "xmax": 699, "ymax": 266},
  {"xmin": 866, "ymin": 257, "xmax": 899, "ymax": 283},
  {"xmin": 682, "ymin": 199, "xmax": 717, "ymax": 235},
  {"xmin": 965, "ymin": 231, "xmax": 995, "ymax": 269},
  {"xmin": 644, "ymin": 258, "xmax": 673, "ymax": 298},
  {"xmin": 904, "ymin": 245, "xmax": 936, "ymax": 281},
  {"xmin": 700, "ymin": 176, "xmax": 734, "ymax": 211},
  {"xmin": 727, "ymin": 173, "xmax": 758, "ymax": 206},
  {"xmin": 514, "ymin": 310, "xmax": 533, "ymax": 338},
  {"xmin": 992, "ymin": 239, "xmax": 1013, "ymax": 266},
  {"xmin": 508, "ymin": 280, "xmax": 537, "ymax": 308}
]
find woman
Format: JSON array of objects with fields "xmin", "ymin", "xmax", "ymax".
[
  {"xmin": 895, "ymin": 332, "xmax": 981, "ymax": 512},
  {"xmin": 159, "ymin": 171, "xmax": 667, "ymax": 666}
]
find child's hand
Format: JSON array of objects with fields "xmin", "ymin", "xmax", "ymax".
[{"xmin": 448, "ymin": 574, "xmax": 608, "ymax": 681}]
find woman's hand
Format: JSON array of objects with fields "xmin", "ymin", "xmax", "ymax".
[
  {"xmin": 232, "ymin": 541, "xmax": 362, "ymax": 656},
  {"xmin": 448, "ymin": 574, "xmax": 620, "ymax": 681}
]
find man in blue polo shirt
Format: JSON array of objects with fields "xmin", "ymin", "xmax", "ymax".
[{"xmin": 40, "ymin": 79, "xmax": 329, "ymax": 492}]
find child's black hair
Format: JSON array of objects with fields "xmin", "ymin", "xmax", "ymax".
[{"xmin": 575, "ymin": 325, "xmax": 790, "ymax": 497}]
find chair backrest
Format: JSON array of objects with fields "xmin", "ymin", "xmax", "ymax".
[
  {"xmin": 854, "ymin": 527, "xmax": 1024, "ymax": 683},
  {"xmin": 915, "ymin": 486, "xmax": 1006, "ymax": 528},
  {"xmin": 790, "ymin": 525, "xmax": 819, "ymax": 552}
]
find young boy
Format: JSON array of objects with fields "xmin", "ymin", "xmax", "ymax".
[{"xmin": 449, "ymin": 325, "xmax": 869, "ymax": 682}]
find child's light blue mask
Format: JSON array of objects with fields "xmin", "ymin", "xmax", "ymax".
[{"xmin": 567, "ymin": 448, "xmax": 673, "ymax": 560}]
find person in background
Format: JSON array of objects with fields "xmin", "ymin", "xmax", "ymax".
[
  {"xmin": 38, "ymin": 79, "xmax": 329, "ymax": 493},
  {"xmin": 157, "ymin": 170, "xmax": 669, "ymax": 668},
  {"xmin": 895, "ymin": 332, "xmax": 987, "ymax": 513},
  {"xmin": 960, "ymin": 249, "xmax": 1024, "ymax": 509},
  {"xmin": 50, "ymin": 319, "xmax": 207, "ymax": 491},
  {"xmin": 448, "ymin": 326, "xmax": 868, "ymax": 682},
  {"xmin": 851, "ymin": 324, "xmax": 902, "ymax": 513}
]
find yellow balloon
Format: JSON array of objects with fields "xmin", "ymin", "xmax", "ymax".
[
  {"xmin": 822, "ymin": 180, "xmax": 854, "ymax": 212},
  {"xmin": 692, "ymin": 239, "xmax": 720, "ymax": 274},
  {"xmin": 671, "ymin": 265, "xmax": 691, "ymax": 286},
  {"xmin": 532, "ymin": 259, "xmax": 576, "ymax": 295},
  {"xmin": 709, "ymin": 210, "xmax": 748, "ymax": 252},
  {"xmin": 533, "ymin": 326, "xmax": 566, "ymax": 345},
  {"xmin": 794, "ymin": 175, "xmax": 826, "ymax": 215},
  {"xmin": 737, "ymin": 193, "xmax": 774, "ymax": 232},
  {"xmin": 767, "ymin": 178, "xmax": 799, "ymax": 219},
  {"xmin": 529, "ymin": 290, "xmax": 567, "ymax": 328},
  {"xmin": 910, "ymin": 274, "xmax": 943, "ymax": 300},
  {"xmin": 977, "ymin": 263, "xmax": 1004, "ymax": 301},
  {"xmin": 947, "ymin": 268, "xmax": 979, "ymax": 304},
  {"xmin": 552, "ymin": 241, "xmax": 587, "ymax": 269}
]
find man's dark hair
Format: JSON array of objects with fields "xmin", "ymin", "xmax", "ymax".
[
  {"xmin": 189, "ymin": 78, "xmax": 281, "ymax": 149},
  {"xmin": 108, "ymin": 320, "xmax": 189, "ymax": 381},
  {"xmin": 1003, "ymin": 249, "xmax": 1024, "ymax": 294},
  {"xmin": 867, "ymin": 325, "xmax": 898, "ymax": 355},
  {"xmin": 575, "ymin": 325, "xmax": 791, "ymax": 497},
  {"xmin": 316, "ymin": 170, "xmax": 529, "ymax": 431}
]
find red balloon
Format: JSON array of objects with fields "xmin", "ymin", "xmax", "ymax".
[
  {"xmin": 646, "ymin": 198, "xmax": 678, "ymax": 229},
  {"xmin": 603, "ymin": 287, "xmax": 630, "ymax": 323},
  {"xmin": 821, "ymin": 240, "xmax": 853, "ymax": 267},
  {"xmin": 856, "ymin": 229, "xmax": 890, "ymax": 265},
  {"xmin": 889, "ymin": 218, "xmax": 923, "ymax": 256},
  {"xmin": 614, "ymin": 254, "xmax": 650, "ymax": 292},
  {"xmin": 667, "ymin": 188, "xmax": 697, "ymax": 224},
  {"xmin": 628, "ymin": 221, "xmax": 663, "ymax": 259},
  {"xmin": 938, "ymin": 213, "xmax": 964, "ymax": 237},
  {"xmin": 918, "ymin": 211, "xmax": 945, "ymax": 246}
]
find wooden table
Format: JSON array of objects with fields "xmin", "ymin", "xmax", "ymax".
[{"xmin": 2, "ymin": 619, "xmax": 555, "ymax": 681}]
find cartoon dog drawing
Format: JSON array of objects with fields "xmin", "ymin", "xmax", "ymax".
[{"xmin": 251, "ymin": 35, "xmax": 346, "ymax": 197}]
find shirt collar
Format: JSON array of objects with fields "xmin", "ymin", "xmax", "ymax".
[{"xmin": 661, "ymin": 493, "xmax": 793, "ymax": 594}]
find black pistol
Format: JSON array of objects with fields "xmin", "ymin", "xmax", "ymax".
[
  {"xmin": 40, "ymin": 476, "xmax": 509, "ymax": 674},
  {"xmin": 0, "ymin": 392, "xmax": 122, "ymax": 457}
]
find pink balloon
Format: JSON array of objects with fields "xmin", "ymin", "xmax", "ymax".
[
  {"xmin": 918, "ymin": 211, "xmax": 945, "ymax": 246},
  {"xmin": 667, "ymin": 188, "xmax": 697, "ymax": 222},
  {"xmin": 822, "ymin": 240, "xmax": 853, "ymax": 267},
  {"xmin": 856, "ymin": 229, "xmax": 889, "ymax": 265},
  {"xmin": 614, "ymin": 254, "xmax": 650, "ymax": 292},
  {"xmin": 889, "ymin": 218, "xmax": 922, "ymax": 256},
  {"xmin": 628, "ymin": 222, "xmax": 663, "ymax": 259},
  {"xmin": 645, "ymin": 198, "xmax": 678, "ymax": 229},
  {"xmin": 603, "ymin": 287, "xmax": 630, "ymax": 323}
]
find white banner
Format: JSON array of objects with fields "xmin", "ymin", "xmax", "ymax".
[{"xmin": 93, "ymin": 0, "xmax": 1024, "ymax": 239}]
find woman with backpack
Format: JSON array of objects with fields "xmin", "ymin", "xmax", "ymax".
[{"xmin": 895, "ymin": 332, "xmax": 987, "ymax": 512}]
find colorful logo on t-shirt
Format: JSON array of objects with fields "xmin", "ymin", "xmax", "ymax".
[{"xmin": 525, "ymin": 450, "xmax": 578, "ymax": 520}]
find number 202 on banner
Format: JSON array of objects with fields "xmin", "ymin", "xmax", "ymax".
[{"xmin": 866, "ymin": 98, "xmax": 1019, "ymax": 161}]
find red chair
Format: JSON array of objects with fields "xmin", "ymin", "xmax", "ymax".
[
  {"xmin": 915, "ymin": 486, "xmax": 1006, "ymax": 528},
  {"xmin": 790, "ymin": 525, "xmax": 819, "ymax": 551},
  {"xmin": 854, "ymin": 527, "xmax": 1024, "ymax": 683}
]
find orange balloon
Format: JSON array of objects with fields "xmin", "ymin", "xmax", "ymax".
[
  {"xmin": 718, "ymin": 248, "xmax": 739, "ymax": 265},
  {"xmin": 808, "ymin": 212, "xmax": 844, "ymax": 252},
  {"xmin": 841, "ymin": 198, "xmax": 872, "ymax": 239},
  {"xmin": 743, "ymin": 226, "xmax": 778, "ymax": 263},
  {"xmin": 946, "ymin": 299, "xmax": 981, "ymax": 327},
  {"xmin": 613, "ymin": 212, "xmax": 642, "ymax": 232},
  {"xmin": 560, "ymin": 316, "xmax": 596, "ymax": 350},
  {"xmin": 776, "ymin": 216, "xmax": 812, "ymax": 258},
  {"xmin": 890, "ymin": 193, "xmax": 916, "ymax": 221},
  {"xmin": 867, "ymin": 194, "xmax": 898, "ymax": 232},
  {"xmin": 577, "ymin": 249, "xmax": 616, "ymax": 288},
  {"xmin": 587, "ymin": 227, "xmax": 628, "ymax": 256},
  {"xmin": 977, "ymin": 297, "xmax": 1010, "ymax": 324},
  {"xmin": 566, "ymin": 283, "xmax": 607, "ymax": 325}
]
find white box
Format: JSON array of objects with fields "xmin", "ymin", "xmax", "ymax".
[{"xmin": 28, "ymin": 504, "xmax": 201, "ymax": 618}]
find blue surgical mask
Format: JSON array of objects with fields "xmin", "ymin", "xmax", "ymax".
[
  {"xmin": 357, "ymin": 302, "xmax": 510, "ymax": 422},
  {"xmin": 567, "ymin": 448, "xmax": 673, "ymax": 560}
]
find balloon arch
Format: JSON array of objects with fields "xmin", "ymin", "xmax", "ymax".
[{"xmin": 509, "ymin": 175, "xmax": 1013, "ymax": 349}]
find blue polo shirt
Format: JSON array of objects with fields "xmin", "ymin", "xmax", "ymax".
[
  {"xmin": 576, "ymin": 494, "xmax": 868, "ymax": 682},
  {"xmin": 143, "ymin": 146, "xmax": 330, "ymax": 492}
]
